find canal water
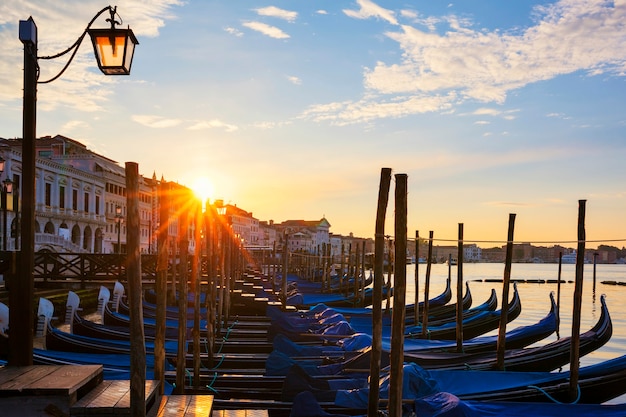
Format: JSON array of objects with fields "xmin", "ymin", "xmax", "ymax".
[{"xmin": 397, "ymin": 262, "xmax": 626, "ymax": 404}]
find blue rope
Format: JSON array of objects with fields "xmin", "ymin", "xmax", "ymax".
[
  {"xmin": 205, "ymin": 372, "xmax": 219, "ymax": 393},
  {"xmin": 527, "ymin": 384, "xmax": 581, "ymax": 404},
  {"xmin": 213, "ymin": 354, "xmax": 225, "ymax": 369}
]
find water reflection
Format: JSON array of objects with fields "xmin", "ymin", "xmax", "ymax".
[{"xmin": 397, "ymin": 262, "xmax": 626, "ymax": 404}]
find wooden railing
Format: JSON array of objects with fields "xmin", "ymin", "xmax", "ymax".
[{"xmin": 0, "ymin": 252, "xmax": 166, "ymax": 284}]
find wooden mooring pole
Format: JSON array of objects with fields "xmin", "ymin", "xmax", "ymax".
[
  {"xmin": 367, "ymin": 167, "xmax": 391, "ymax": 417},
  {"xmin": 175, "ymin": 201, "xmax": 189, "ymax": 394},
  {"xmin": 421, "ymin": 231, "xmax": 434, "ymax": 337},
  {"xmin": 414, "ymin": 230, "xmax": 419, "ymax": 325},
  {"xmin": 496, "ymin": 213, "xmax": 516, "ymax": 371},
  {"xmin": 282, "ymin": 232, "xmax": 289, "ymax": 310},
  {"xmin": 388, "ymin": 173, "xmax": 407, "ymax": 417},
  {"xmin": 456, "ymin": 224, "xmax": 464, "ymax": 352},
  {"xmin": 192, "ymin": 201, "xmax": 202, "ymax": 388},
  {"xmin": 557, "ymin": 251, "xmax": 562, "ymax": 339},
  {"xmin": 570, "ymin": 200, "xmax": 586, "ymax": 400},
  {"xmin": 126, "ymin": 162, "xmax": 146, "ymax": 416},
  {"xmin": 154, "ymin": 178, "xmax": 169, "ymax": 394}
]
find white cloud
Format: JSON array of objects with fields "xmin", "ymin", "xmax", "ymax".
[
  {"xmin": 316, "ymin": 10, "xmax": 328, "ymax": 16},
  {"xmin": 343, "ymin": 0, "xmax": 398, "ymax": 25},
  {"xmin": 302, "ymin": 92, "xmax": 455, "ymax": 125},
  {"xmin": 305, "ymin": 0, "xmax": 626, "ymax": 125},
  {"xmin": 473, "ymin": 108, "xmax": 502, "ymax": 116},
  {"xmin": 225, "ymin": 27, "xmax": 244, "ymax": 37},
  {"xmin": 242, "ymin": 21, "xmax": 290, "ymax": 39},
  {"xmin": 400, "ymin": 10, "xmax": 418, "ymax": 20},
  {"xmin": 287, "ymin": 76, "xmax": 302, "ymax": 85},
  {"xmin": 188, "ymin": 119, "xmax": 239, "ymax": 132},
  {"xmin": 61, "ymin": 120, "xmax": 89, "ymax": 132},
  {"xmin": 132, "ymin": 115, "xmax": 182, "ymax": 128},
  {"xmin": 255, "ymin": 6, "xmax": 297, "ymax": 22}
]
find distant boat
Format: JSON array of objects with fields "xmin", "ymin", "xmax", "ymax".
[
  {"xmin": 406, "ymin": 255, "xmax": 415, "ymax": 264},
  {"xmin": 560, "ymin": 252, "xmax": 577, "ymax": 264},
  {"xmin": 446, "ymin": 258, "xmax": 458, "ymax": 266}
]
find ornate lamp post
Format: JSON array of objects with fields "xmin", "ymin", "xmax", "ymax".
[
  {"xmin": 12, "ymin": 6, "xmax": 138, "ymax": 366},
  {"xmin": 1, "ymin": 180, "xmax": 13, "ymax": 252},
  {"xmin": 116, "ymin": 205, "xmax": 124, "ymax": 254},
  {"xmin": 0, "ymin": 157, "xmax": 13, "ymax": 252}
]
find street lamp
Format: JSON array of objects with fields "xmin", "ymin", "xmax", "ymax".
[
  {"xmin": 1, "ymin": 179, "xmax": 13, "ymax": 252},
  {"xmin": 12, "ymin": 6, "xmax": 138, "ymax": 366},
  {"xmin": 116, "ymin": 205, "xmax": 124, "ymax": 254},
  {"xmin": 0, "ymin": 156, "xmax": 13, "ymax": 252}
]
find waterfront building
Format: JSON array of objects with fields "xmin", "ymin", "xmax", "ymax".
[
  {"xmin": 275, "ymin": 217, "xmax": 331, "ymax": 254},
  {"xmin": 464, "ymin": 243, "xmax": 482, "ymax": 262},
  {"xmin": 0, "ymin": 135, "xmax": 163, "ymax": 253},
  {"xmin": 1, "ymin": 137, "xmax": 105, "ymax": 252}
]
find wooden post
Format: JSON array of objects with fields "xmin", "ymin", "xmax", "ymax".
[
  {"xmin": 414, "ymin": 230, "xmax": 419, "ymax": 325},
  {"xmin": 175, "ymin": 198, "xmax": 189, "ymax": 394},
  {"xmin": 154, "ymin": 179, "xmax": 169, "ymax": 394},
  {"xmin": 339, "ymin": 242, "xmax": 346, "ymax": 294},
  {"xmin": 192, "ymin": 201, "xmax": 202, "ymax": 388},
  {"xmin": 569, "ymin": 200, "xmax": 586, "ymax": 400},
  {"xmin": 456, "ymin": 223, "xmax": 464, "ymax": 352},
  {"xmin": 126, "ymin": 162, "xmax": 146, "ymax": 416},
  {"xmin": 217, "ymin": 224, "xmax": 225, "ymax": 333},
  {"xmin": 282, "ymin": 232, "xmax": 289, "ymax": 309},
  {"xmin": 593, "ymin": 252, "xmax": 598, "ymax": 297},
  {"xmin": 389, "ymin": 173, "xmax": 407, "ymax": 417},
  {"xmin": 204, "ymin": 203, "xmax": 215, "ymax": 369},
  {"xmin": 557, "ymin": 251, "xmax": 562, "ymax": 339},
  {"xmin": 421, "ymin": 232, "xmax": 434, "ymax": 337},
  {"xmin": 224, "ymin": 229, "xmax": 232, "ymax": 324},
  {"xmin": 270, "ymin": 241, "xmax": 275, "ymax": 293},
  {"xmin": 344, "ymin": 244, "xmax": 349, "ymax": 296},
  {"xmin": 354, "ymin": 243, "xmax": 360, "ymax": 305},
  {"xmin": 496, "ymin": 213, "xmax": 516, "ymax": 371},
  {"xmin": 385, "ymin": 238, "xmax": 393, "ymax": 312},
  {"xmin": 367, "ymin": 167, "xmax": 391, "ymax": 417},
  {"xmin": 361, "ymin": 241, "xmax": 366, "ymax": 306}
]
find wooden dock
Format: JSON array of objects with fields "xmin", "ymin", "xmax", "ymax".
[
  {"xmin": 0, "ymin": 364, "xmax": 235, "ymax": 416},
  {"xmin": 0, "ymin": 364, "xmax": 102, "ymax": 416}
]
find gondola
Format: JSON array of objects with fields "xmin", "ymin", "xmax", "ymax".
[
  {"xmin": 73, "ymin": 310, "xmax": 275, "ymax": 354},
  {"xmin": 265, "ymin": 286, "xmax": 499, "ymax": 343},
  {"xmin": 262, "ymin": 293, "xmax": 609, "ymax": 375},
  {"xmin": 309, "ymin": 281, "xmax": 479, "ymax": 326},
  {"xmin": 402, "ymin": 293, "xmax": 612, "ymax": 371},
  {"xmin": 205, "ymin": 353, "xmax": 626, "ymax": 414},
  {"xmin": 270, "ymin": 291, "xmax": 556, "ymax": 359},
  {"xmin": 352, "ymin": 283, "xmax": 520, "ymax": 341},
  {"xmin": 288, "ymin": 390, "xmax": 626, "ymax": 417}
]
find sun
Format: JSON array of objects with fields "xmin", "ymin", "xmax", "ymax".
[{"xmin": 191, "ymin": 177, "xmax": 215, "ymax": 202}]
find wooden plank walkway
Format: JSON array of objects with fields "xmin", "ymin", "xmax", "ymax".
[
  {"xmin": 213, "ymin": 410, "xmax": 268, "ymax": 417},
  {"xmin": 70, "ymin": 379, "xmax": 159, "ymax": 416},
  {"xmin": 147, "ymin": 394, "xmax": 214, "ymax": 416},
  {"xmin": 0, "ymin": 364, "xmax": 102, "ymax": 416}
]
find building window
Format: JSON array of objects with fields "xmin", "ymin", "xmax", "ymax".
[
  {"xmin": 84, "ymin": 192, "xmax": 89, "ymax": 212},
  {"xmin": 45, "ymin": 183, "xmax": 52, "ymax": 207},
  {"xmin": 59, "ymin": 186, "xmax": 65, "ymax": 209},
  {"xmin": 72, "ymin": 189, "xmax": 78, "ymax": 211},
  {"xmin": 95, "ymin": 195, "xmax": 100, "ymax": 215}
]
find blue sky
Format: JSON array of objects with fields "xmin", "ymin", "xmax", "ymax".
[{"xmin": 1, "ymin": 0, "xmax": 626, "ymax": 247}]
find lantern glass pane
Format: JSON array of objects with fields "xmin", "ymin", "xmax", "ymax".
[
  {"xmin": 124, "ymin": 34, "xmax": 136, "ymax": 71},
  {"xmin": 94, "ymin": 35, "xmax": 127, "ymax": 67}
]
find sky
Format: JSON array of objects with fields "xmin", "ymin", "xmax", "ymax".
[{"xmin": 1, "ymin": 0, "xmax": 626, "ymax": 248}]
